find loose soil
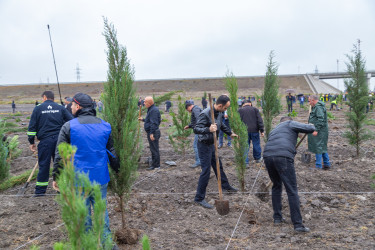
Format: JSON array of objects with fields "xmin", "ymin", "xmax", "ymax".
[{"xmin": 1, "ymin": 99, "xmax": 375, "ymax": 249}]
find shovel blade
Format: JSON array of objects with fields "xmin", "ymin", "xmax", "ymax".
[
  {"xmin": 301, "ymin": 152, "xmax": 311, "ymax": 163},
  {"xmin": 255, "ymin": 182, "xmax": 270, "ymax": 202},
  {"xmin": 17, "ymin": 182, "xmax": 29, "ymax": 196},
  {"xmin": 215, "ymin": 199, "xmax": 230, "ymax": 215}
]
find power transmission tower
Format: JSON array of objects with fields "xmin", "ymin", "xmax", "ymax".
[{"xmin": 75, "ymin": 63, "xmax": 81, "ymax": 82}]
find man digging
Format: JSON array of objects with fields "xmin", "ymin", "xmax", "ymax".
[
  {"xmin": 263, "ymin": 116, "xmax": 316, "ymax": 233},
  {"xmin": 193, "ymin": 95, "xmax": 238, "ymax": 209}
]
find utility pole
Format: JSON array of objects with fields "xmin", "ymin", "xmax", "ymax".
[{"xmin": 75, "ymin": 63, "xmax": 81, "ymax": 82}]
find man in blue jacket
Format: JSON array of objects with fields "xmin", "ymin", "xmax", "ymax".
[
  {"xmin": 27, "ymin": 91, "xmax": 73, "ymax": 196},
  {"xmin": 263, "ymin": 116, "xmax": 316, "ymax": 233},
  {"xmin": 139, "ymin": 96, "xmax": 161, "ymax": 170},
  {"xmin": 52, "ymin": 92, "xmax": 120, "ymax": 244}
]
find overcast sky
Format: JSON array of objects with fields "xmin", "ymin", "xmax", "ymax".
[{"xmin": 0, "ymin": 0, "xmax": 374, "ymax": 90}]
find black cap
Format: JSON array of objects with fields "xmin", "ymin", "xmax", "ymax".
[{"xmin": 72, "ymin": 93, "xmax": 93, "ymax": 108}]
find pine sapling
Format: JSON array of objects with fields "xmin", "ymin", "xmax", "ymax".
[
  {"xmin": 343, "ymin": 40, "xmax": 373, "ymax": 156},
  {"xmin": 168, "ymin": 95, "xmax": 192, "ymax": 159},
  {"xmin": 142, "ymin": 235, "xmax": 151, "ymax": 250},
  {"xmin": 0, "ymin": 122, "xmax": 9, "ymax": 182},
  {"xmin": 102, "ymin": 18, "xmax": 141, "ymax": 242},
  {"xmin": 225, "ymin": 71, "xmax": 248, "ymax": 191},
  {"xmin": 262, "ymin": 51, "xmax": 282, "ymax": 141},
  {"xmin": 6, "ymin": 135, "xmax": 22, "ymax": 162},
  {"xmin": 55, "ymin": 143, "xmax": 112, "ymax": 249}
]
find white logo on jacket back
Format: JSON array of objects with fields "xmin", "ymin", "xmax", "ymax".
[{"xmin": 42, "ymin": 104, "xmax": 60, "ymax": 114}]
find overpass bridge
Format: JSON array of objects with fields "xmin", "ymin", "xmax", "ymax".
[
  {"xmin": 304, "ymin": 70, "xmax": 375, "ymax": 94},
  {"xmin": 312, "ymin": 70, "xmax": 375, "ymax": 79}
]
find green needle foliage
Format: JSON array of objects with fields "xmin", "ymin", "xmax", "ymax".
[
  {"xmin": 287, "ymin": 110, "xmax": 298, "ymax": 118},
  {"xmin": 168, "ymin": 95, "xmax": 192, "ymax": 159},
  {"xmin": 225, "ymin": 71, "xmax": 248, "ymax": 191},
  {"xmin": 6, "ymin": 135, "xmax": 22, "ymax": 162},
  {"xmin": 55, "ymin": 143, "xmax": 112, "ymax": 250},
  {"xmin": 142, "ymin": 234, "xmax": 151, "ymax": 250},
  {"xmin": 102, "ymin": 18, "xmax": 142, "ymax": 229},
  {"xmin": 0, "ymin": 122, "xmax": 9, "ymax": 182},
  {"xmin": 262, "ymin": 51, "xmax": 282, "ymax": 141},
  {"xmin": 343, "ymin": 41, "xmax": 373, "ymax": 156},
  {"xmin": 154, "ymin": 90, "xmax": 182, "ymax": 107}
]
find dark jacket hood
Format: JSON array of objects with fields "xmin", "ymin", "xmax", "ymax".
[{"xmin": 74, "ymin": 108, "xmax": 96, "ymax": 118}]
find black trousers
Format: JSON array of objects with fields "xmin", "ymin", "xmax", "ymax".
[
  {"xmin": 288, "ymin": 103, "xmax": 293, "ymax": 112},
  {"xmin": 147, "ymin": 130, "xmax": 160, "ymax": 168},
  {"xmin": 194, "ymin": 142, "xmax": 231, "ymax": 202},
  {"xmin": 35, "ymin": 135, "xmax": 58, "ymax": 194},
  {"xmin": 264, "ymin": 156, "xmax": 303, "ymax": 228}
]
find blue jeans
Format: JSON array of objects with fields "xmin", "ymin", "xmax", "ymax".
[
  {"xmin": 194, "ymin": 142, "xmax": 231, "ymax": 202},
  {"xmin": 219, "ymin": 119, "xmax": 231, "ymax": 146},
  {"xmin": 245, "ymin": 132, "xmax": 262, "ymax": 164},
  {"xmin": 85, "ymin": 183, "xmax": 111, "ymax": 240},
  {"xmin": 264, "ymin": 156, "xmax": 304, "ymax": 228},
  {"xmin": 193, "ymin": 134, "xmax": 201, "ymax": 166},
  {"xmin": 315, "ymin": 153, "xmax": 330, "ymax": 168}
]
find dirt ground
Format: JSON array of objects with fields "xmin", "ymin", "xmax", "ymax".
[{"xmin": 1, "ymin": 99, "xmax": 375, "ymax": 249}]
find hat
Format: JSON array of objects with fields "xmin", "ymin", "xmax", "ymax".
[
  {"xmin": 67, "ymin": 97, "xmax": 73, "ymax": 102},
  {"xmin": 72, "ymin": 93, "xmax": 93, "ymax": 108}
]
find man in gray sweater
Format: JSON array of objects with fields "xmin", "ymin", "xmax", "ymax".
[{"xmin": 263, "ymin": 116, "xmax": 316, "ymax": 233}]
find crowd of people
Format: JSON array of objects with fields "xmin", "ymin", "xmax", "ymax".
[{"xmin": 17, "ymin": 89, "xmax": 374, "ymax": 242}]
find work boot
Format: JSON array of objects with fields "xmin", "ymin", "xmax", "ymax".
[
  {"xmin": 255, "ymin": 157, "xmax": 263, "ymax": 163},
  {"xmin": 294, "ymin": 226, "xmax": 310, "ymax": 233},
  {"xmin": 274, "ymin": 218, "xmax": 286, "ymax": 224},
  {"xmin": 33, "ymin": 193, "xmax": 46, "ymax": 197},
  {"xmin": 147, "ymin": 166, "xmax": 160, "ymax": 171},
  {"xmin": 323, "ymin": 165, "xmax": 330, "ymax": 170},
  {"xmin": 223, "ymin": 186, "xmax": 238, "ymax": 194},
  {"xmin": 190, "ymin": 163, "xmax": 200, "ymax": 168},
  {"xmin": 195, "ymin": 200, "xmax": 213, "ymax": 209}
]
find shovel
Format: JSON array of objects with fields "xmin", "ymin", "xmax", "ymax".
[
  {"xmin": 256, "ymin": 132, "xmax": 308, "ymax": 202},
  {"xmin": 17, "ymin": 160, "xmax": 39, "ymax": 196},
  {"xmin": 208, "ymin": 94, "xmax": 229, "ymax": 215}
]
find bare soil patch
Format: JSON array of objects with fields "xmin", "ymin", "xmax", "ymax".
[{"xmin": 1, "ymin": 101, "xmax": 375, "ymax": 249}]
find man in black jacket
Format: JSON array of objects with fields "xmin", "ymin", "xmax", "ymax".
[
  {"xmin": 193, "ymin": 95, "xmax": 238, "ymax": 209},
  {"xmin": 201, "ymin": 97, "xmax": 207, "ymax": 109},
  {"xmin": 239, "ymin": 100, "xmax": 264, "ymax": 164},
  {"xmin": 52, "ymin": 93, "xmax": 119, "ymax": 247},
  {"xmin": 263, "ymin": 116, "xmax": 316, "ymax": 233},
  {"xmin": 27, "ymin": 91, "xmax": 73, "ymax": 196},
  {"xmin": 184, "ymin": 102, "xmax": 202, "ymax": 168},
  {"xmin": 139, "ymin": 96, "xmax": 161, "ymax": 170}
]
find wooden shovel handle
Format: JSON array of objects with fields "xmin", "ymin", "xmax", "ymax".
[
  {"xmin": 27, "ymin": 161, "xmax": 39, "ymax": 182},
  {"xmin": 208, "ymin": 94, "xmax": 223, "ymax": 201}
]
